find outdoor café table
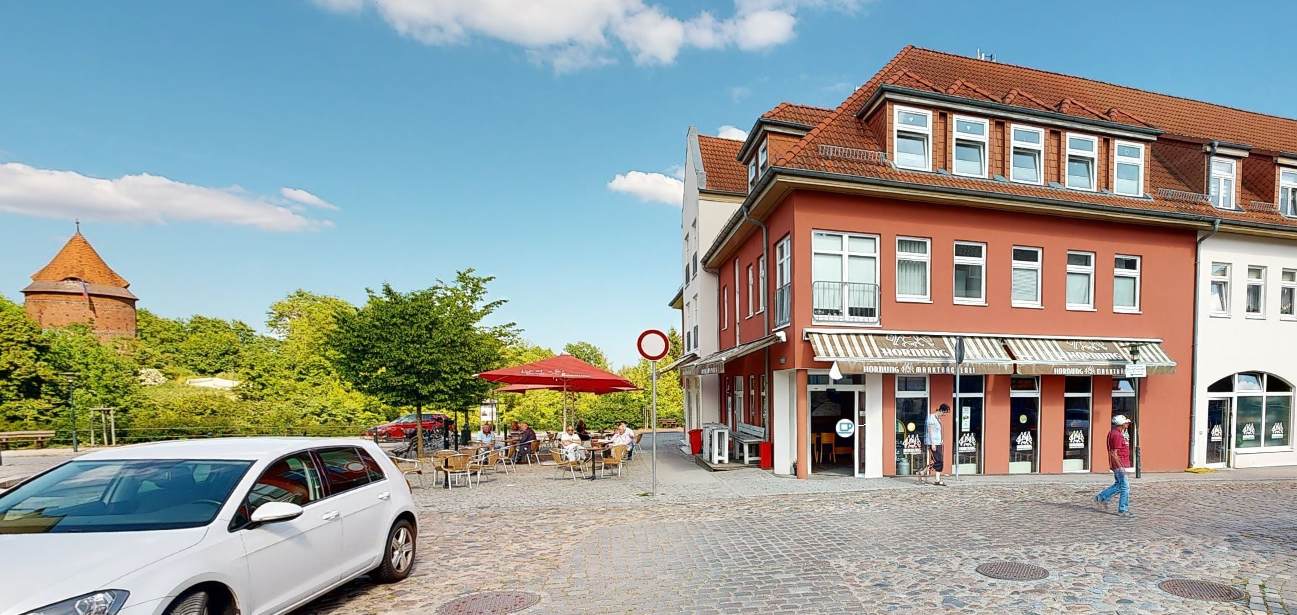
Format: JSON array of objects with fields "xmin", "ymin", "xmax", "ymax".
[{"xmin": 581, "ymin": 439, "xmax": 612, "ymax": 481}]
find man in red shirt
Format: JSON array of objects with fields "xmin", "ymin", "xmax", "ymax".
[{"xmin": 1093, "ymin": 415, "xmax": 1133, "ymax": 517}]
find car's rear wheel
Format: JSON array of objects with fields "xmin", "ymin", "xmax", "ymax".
[
  {"xmin": 165, "ymin": 590, "xmax": 232, "ymax": 615},
  {"xmin": 372, "ymin": 519, "xmax": 416, "ymax": 583}
]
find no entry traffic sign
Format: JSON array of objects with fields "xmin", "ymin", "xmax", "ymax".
[{"xmin": 637, "ymin": 329, "xmax": 669, "ymax": 361}]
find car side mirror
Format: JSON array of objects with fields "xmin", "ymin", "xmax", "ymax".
[{"xmin": 249, "ymin": 502, "xmax": 304, "ymax": 525}]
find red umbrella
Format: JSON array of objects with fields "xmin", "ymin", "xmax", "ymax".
[{"xmin": 478, "ymin": 355, "xmax": 639, "ymax": 428}]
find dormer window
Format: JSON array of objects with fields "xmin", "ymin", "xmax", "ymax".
[
  {"xmin": 759, "ymin": 140, "xmax": 769, "ymax": 172},
  {"xmin": 748, "ymin": 159, "xmax": 757, "ymax": 191},
  {"xmin": 1280, "ymin": 170, "xmax": 1297, "ymax": 217},
  {"xmin": 952, "ymin": 116, "xmax": 988, "ymax": 178},
  {"xmin": 1208, "ymin": 157, "xmax": 1237, "ymax": 210},
  {"xmin": 1113, "ymin": 141, "xmax": 1145, "ymax": 196},
  {"xmin": 893, "ymin": 106, "xmax": 932, "ymax": 171},
  {"xmin": 1010, "ymin": 125, "xmax": 1044, "ymax": 185},
  {"xmin": 1065, "ymin": 134, "xmax": 1098, "ymax": 191}
]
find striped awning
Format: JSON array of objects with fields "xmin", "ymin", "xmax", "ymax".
[
  {"xmin": 808, "ymin": 332, "xmax": 1014, "ymax": 375},
  {"xmin": 1004, "ymin": 338, "xmax": 1175, "ymax": 376},
  {"xmin": 684, "ymin": 332, "xmax": 786, "ymax": 376},
  {"xmin": 660, "ymin": 352, "xmax": 698, "ymax": 373}
]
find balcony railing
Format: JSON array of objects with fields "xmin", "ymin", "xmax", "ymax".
[
  {"xmin": 774, "ymin": 284, "xmax": 791, "ymax": 328},
  {"xmin": 812, "ymin": 281, "xmax": 880, "ymax": 323}
]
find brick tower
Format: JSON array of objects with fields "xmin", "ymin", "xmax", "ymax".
[{"xmin": 21, "ymin": 228, "xmax": 138, "ymax": 339}]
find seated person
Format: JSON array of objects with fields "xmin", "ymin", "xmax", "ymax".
[
  {"xmin": 618, "ymin": 421, "xmax": 637, "ymax": 458},
  {"xmin": 575, "ymin": 420, "xmax": 591, "ymax": 442},
  {"xmin": 512, "ymin": 422, "xmax": 537, "ymax": 463},
  {"xmin": 609, "ymin": 425, "xmax": 633, "ymax": 457},
  {"xmin": 473, "ymin": 423, "xmax": 499, "ymax": 448},
  {"xmin": 559, "ymin": 426, "xmax": 586, "ymax": 462}
]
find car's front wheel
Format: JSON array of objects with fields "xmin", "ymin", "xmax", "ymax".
[
  {"xmin": 372, "ymin": 519, "xmax": 416, "ymax": 583},
  {"xmin": 165, "ymin": 590, "xmax": 231, "ymax": 615}
]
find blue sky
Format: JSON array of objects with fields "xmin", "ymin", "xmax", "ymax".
[{"xmin": 2, "ymin": 1, "xmax": 1295, "ymax": 367}]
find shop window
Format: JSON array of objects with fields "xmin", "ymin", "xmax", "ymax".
[
  {"xmin": 952, "ymin": 116, "xmax": 988, "ymax": 178},
  {"xmin": 1208, "ymin": 158, "xmax": 1237, "ymax": 210},
  {"xmin": 1113, "ymin": 141, "xmax": 1145, "ymax": 196},
  {"xmin": 1210, "ymin": 263, "xmax": 1231, "ymax": 316},
  {"xmin": 1246, "ymin": 266, "xmax": 1265, "ymax": 317},
  {"xmin": 1011, "ymin": 246, "xmax": 1042, "ymax": 307},
  {"xmin": 1065, "ymin": 134, "xmax": 1097, "ymax": 191},
  {"xmin": 812, "ymin": 231, "xmax": 878, "ymax": 323},
  {"xmin": 894, "ymin": 107, "xmax": 932, "ymax": 171},
  {"xmin": 1009, "ymin": 125, "xmax": 1044, "ymax": 184},
  {"xmin": 953, "ymin": 375, "xmax": 984, "ymax": 475},
  {"xmin": 1063, "ymin": 377, "xmax": 1092, "ymax": 472},
  {"xmin": 1114, "ymin": 255, "xmax": 1141, "ymax": 312},
  {"xmin": 1111, "ymin": 378, "xmax": 1137, "ymax": 450},
  {"xmin": 896, "ymin": 237, "xmax": 931, "ymax": 302},
  {"xmin": 953, "ymin": 241, "xmax": 986, "ymax": 305},
  {"xmin": 895, "ymin": 376, "xmax": 929, "ymax": 475},
  {"xmin": 1209, "ymin": 373, "xmax": 1292, "ymax": 451},
  {"xmin": 1066, "ymin": 251, "xmax": 1095, "ymax": 310},
  {"xmin": 1281, "ymin": 270, "xmax": 1296, "ymax": 318},
  {"xmin": 1009, "ymin": 376, "xmax": 1040, "ymax": 474}
]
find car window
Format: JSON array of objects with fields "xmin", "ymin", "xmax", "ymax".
[
  {"xmin": 0, "ymin": 460, "xmax": 252, "ymax": 534},
  {"xmin": 242, "ymin": 454, "xmax": 324, "ymax": 523},
  {"xmin": 356, "ymin": 448, "xmax": 388, "ymax": 483},
  {"xmin": 317, "ymin": 447, "xmax": 373, "ymax": 495}
]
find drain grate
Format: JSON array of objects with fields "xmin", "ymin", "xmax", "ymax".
[
  {"xmin": 975, "ymin": 561, "xmax": 1049, "ymax": 581},
  {"xmin": 437, "ymin": 591, "xmax": 541, "ymax": 615},
  {"xmin": 1158, "ymin": 579, "xmax": 1245, "ymax": 602}
]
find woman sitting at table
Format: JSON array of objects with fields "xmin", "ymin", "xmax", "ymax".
[
  {"xmin": 575, "ymin": 420, "xmax": 591, "ymax": 442},
  {"xmin": 610, "ymin": 425, "xmax": 633, "ymax": 449},
  {"xmin": 559, "ymin": 426, "xmax": 586, "ymax": 462}
]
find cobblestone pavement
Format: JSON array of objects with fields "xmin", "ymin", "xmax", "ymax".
[{"xmin": 293, "ymin": 438, "xmax": 1297, "ymax": 615}]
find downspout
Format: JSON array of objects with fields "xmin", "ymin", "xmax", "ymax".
[
  {"xmin": 742, "ymin": 203, "xmax": 773, "ymax": 458},
  {"xmin": 1190, "ymin": 216, "xmax": 1220, "ymax": 469}
]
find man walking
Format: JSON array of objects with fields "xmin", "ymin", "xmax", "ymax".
[
  {"xmin": 924, "ymin": 404, "xmax": 949, "ymax": 486},
  {"xmin": 1094, "ymin": 415, "xmax": 1133, "ymax": 517}
]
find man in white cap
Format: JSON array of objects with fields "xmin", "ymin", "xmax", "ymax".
[{"xmin": 1094, "ymin": 414, "xmax": 1133, "ymax": 517}]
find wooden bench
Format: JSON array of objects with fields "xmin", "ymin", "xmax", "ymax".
[
  {"xmin": 658, "ymin": 418, "xmax": 680, "ymax": 429},
  {"xmin": 0, "ymin": 431, "xmax": 57, "ymax": 449}
]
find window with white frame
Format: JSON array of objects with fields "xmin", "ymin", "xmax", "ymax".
[
  {"xmin": 1010, "ymin": 125, "xmax": 1044, "ymax": 184},
  {"xmin": 1065, "ymin": 134, "xmax": 1098, "ymax": 191},
  {"xmin": 1282, "ymin": 270, "xmax": 1296, "ymax": 318},
  {"xmin": 733, "ymin": 376, "xmax": 744, "ymax": 427},
  {"xmin": 691, "ymin": 221, "xmax": 699, "ymax": 280},
  {"xmin": 748, "ymin": 159, "xmax": 757, "ymax": 192},
  {"xmin": 1114, "ymin": 255, "xmax": 1141, "ymax": 312},
  {"xmin": 1011, "ymin": 247, "xmax": 1042, "ymax": 307},
  {"xmin": 683, "ymin": 233, "xmax": 691, "ymax": 281},
  {"xmin": 1209, "ymin": 158, "xmax": 1237, "ymax": 210},
  {"xmin": 734, "ymin": 260, "xmax": 741, "ymax": 333},
  {"xmin": 1066, "ymin": 251, "xmax": 1095, "ymax": 309},
  {"xmin": 757, "ymin": 255, "xmax": 766, "ymax": 313},
  {"xmin": 896, "ymin": 237, "xmax": 931, "ymax": 302},
  {"xmin": 759, "ymin": 140, "xmax": 769, "ymax": 171},
  {"xmin": 894, "ymin": 107, "xmax": 932, "ymax": 171},
  {"xmin": 812, "ymin": 231, "xmax": 879, "ymax": 321},
  {"xmin": 952, "ymin": 116, "xmax": 988, "ymax": 177},
  {"xmin": 1247, "ymin": 266, "xmax": 1266, "ymax": 316},
  {"xmin": 1210, "ymin": 262, "xmax": 1231, "ymax": 315},
  {"xmin": 953, "ymin": 241, "xmax": 986, "ymax": 304},
  {"xmin": 722, "ymin": 287, "xmax": 729, "ymax": 330},
  {"xmin": 1113, "ymin": 141, "xmax": 1145, "ymax": 196},
  {"xmin": 1280, "ymin": 170, "xmax": 1297, "ymax": 218},
  {"xmin": 684, "ymin": 299, "xmax": 691, "ymax": 350},
  {"xmin": 747, "ymin": 264, "xmax": 754, "ymax": 317},
  {"xmin": 775, "ymin": 236, "xmax": 791, "ymax": 328},
  {"xmin": 692, "ymin": 295, "xmax": 699, "ymax": 350}
]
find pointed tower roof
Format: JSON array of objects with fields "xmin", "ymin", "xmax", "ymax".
[{"xmin": 31, "ymin": 232, "xmax": 130, "ymax": 288}]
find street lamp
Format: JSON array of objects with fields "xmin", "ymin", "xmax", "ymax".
[{"xmin": 59, "ymin": 372, "xmax": 79, "ymax": 453}]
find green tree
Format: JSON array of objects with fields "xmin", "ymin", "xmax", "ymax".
[
  {"xmin": 328, "ymin": 270, "xmax": 516, "ymax": 454},
  {"xmin": 45, "ymin": 324, "xmax": 145, "ymax": 436},
  {"xmin": 563, "ymin": 341, "xmax": 609, "ymax": 369},
  {"xmin": 0, "ymin": 295, "xmax": 56, "ymax": 429}
]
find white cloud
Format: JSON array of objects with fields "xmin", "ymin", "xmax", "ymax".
[
  {"xmin": 0, "ymin": 162, "xmax": 335, "ymax": 232},
  {"xmin": 667, "ymin": 164, "xmax": 686, "ymax": 181},
  {"xmin": 312, "ymin": 0, "xmax": 873, "ymax": 71},
  {"xmin": 280, "ymin": 187, "xmax": 340, "ymax": 211},
  {"xmin": 717, "ymin": 125, "xmax": 748, "ymax": 140},
  {"xmin": 607, "ymin": 171, "xmax": 683, "ymax": 206}
]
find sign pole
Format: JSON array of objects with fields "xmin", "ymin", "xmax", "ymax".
[
  {"xmin": 635, "ymin": 329, "xmax": 670, "ymax": 499},
  {"xmin": 651, "ymin": 360, "xmax": 659, "ymax": 498}
]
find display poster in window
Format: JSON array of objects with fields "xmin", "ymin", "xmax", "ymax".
[
  {"xmin": 1272, "ymin": 422, "xmax": 1285, "ymax": 441},
  {"xmin": 903, "ymin": 433, "xmax": 923, "ymax": 455},
  {"xmin": 1242, "ymin": 423, "xmax": 1256, "ymax": 441},
  {"xmin": 1014, "ymin": 431, "xmax": 1033, "ymax": 452},
  {"xmin": 1067, "ymin": 429, "xmax": 1086, "ymax": 450},
  {"xmin": 961, "ymin": 406, "xmax": 971, "ymax": 431},
  {"xmin": 1210, "ymin": 424, "xmax": 1223, "ymax": 443},
  {"xmin": 957, "ymin": 432, "xmax": 977, "ymax": 454}
]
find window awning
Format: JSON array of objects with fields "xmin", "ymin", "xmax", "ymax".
[
  {"xmin": 1003, "ymin": 338, "xmax": 1175, "ymax": 376},
  {"xmin": 660, "ymin": 352, "xmax": 698, "ymax": 373},
  {"xmin": 807, "ymin": 332, "xmax": 1014, "ymax": 375},
  {"xmin": 685, "ymin": 332, "xmax": 786, "ymax": 376}
]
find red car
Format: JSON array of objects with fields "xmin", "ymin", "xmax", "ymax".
[{"xmin": 365, "ymin": 413, "xmax": 453, "ymax": 441}]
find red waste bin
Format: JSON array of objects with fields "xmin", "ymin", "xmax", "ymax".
[
  {"xmin": 758, "ymin": 442, "xmax": 773, "ymax": 469},
  {"xmin": 688, "ymin": 428, "xmax": 704, "ymax": 455}
]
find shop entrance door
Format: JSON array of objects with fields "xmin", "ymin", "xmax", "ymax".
[
  {"xmin": 808, "ymin": 373, "xmax": 864, "ymax": 476},
  {"xmin": 855, "ymin": 392, "xmax": 867, "ymax": 477},
  {"xmin": 1206, "ymin": 398, "xmax": 1231, "ymax": 467}
]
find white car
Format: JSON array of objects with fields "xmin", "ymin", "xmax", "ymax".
[{"xmin": 0, "ymin": 438, "xmax": 419, "ymax": 615}]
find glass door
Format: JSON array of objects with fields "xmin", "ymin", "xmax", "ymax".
[
  {"xmin": 855, "ymin": 391, "xmax": 867, "ymax": 477},
  {"xmin": 1009, "ymin": 376, "xmax": 1040, "ymax": 474},
  {"xmin": 1206, "ymin": 398, "xmax": 1230, "ymax": 467},
  {"xmin": 954, "ymin": 376, "xmax": 983, "ymax": 475}
]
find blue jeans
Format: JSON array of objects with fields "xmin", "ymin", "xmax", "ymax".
[{"xmin": 1097, "ymin": 469, "xmax": 1130, "ymax": 513}]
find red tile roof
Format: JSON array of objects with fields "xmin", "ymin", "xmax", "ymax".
[
  {"xmin": 762, "ymin": 103, "xmax": 833, "ymax": 128},
  {"xmin": 772, "ymin": 46, "xmax": 1297, "ymax": 230},
  {"xmin": 30, "ymin": 232, "xmax": 130, "ymax": 288},
  {"xmin": 697, "ymin": 134, "xmax": 747, "ymax": 194}
]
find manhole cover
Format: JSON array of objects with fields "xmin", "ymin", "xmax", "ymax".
[
  {"xmin": 975, "ymin": 561, "xmax": 1049, "ymax": 581},
  {"xmin": 1158, "ymin": 579, "xmax": 1245, "ymax": 602},
  {"xmin": 437, "ymin": 591, "xmax": 541, "ymax": 615}
]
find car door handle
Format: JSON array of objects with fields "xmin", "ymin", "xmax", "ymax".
[
  {"xmin": 321, "ymin": 510, "xmax": 340, "ymax": 521},
  {"xmin": 378, "ymin": 492, "xmax": 391, "ymax": 501}
]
